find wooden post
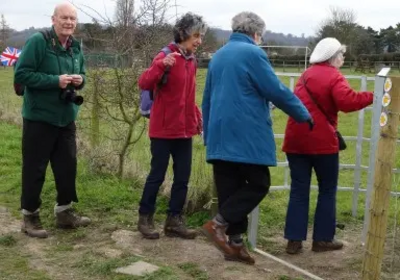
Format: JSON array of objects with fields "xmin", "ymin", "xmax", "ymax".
[
  {"xmin": 91, "ymin": 75, "xmax": 100, "ymax": 147},
  {"xmin": 361, "ymin": 75, "xmax": 400, "ymax": 280}
]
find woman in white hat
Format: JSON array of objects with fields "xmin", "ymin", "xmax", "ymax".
[{"xmin": 281, "ymin": 37, "xmax": 374, "ymax": 254}]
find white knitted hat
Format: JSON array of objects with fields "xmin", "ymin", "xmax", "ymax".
[{"xmin": 310, "ymin": 37, "xmax": 342, "ymax": 64}]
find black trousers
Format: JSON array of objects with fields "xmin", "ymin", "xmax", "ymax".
[
  {"xmin": 139, "ymin": 138, "xmax": 192, "ymax": 216},
  {"xmin": 21, "ymin": 119, "xmax": 78, "ymax": 212},
  {"xmin": 212, "ymin": 160, "xmax": 271, "ymax": 235}
]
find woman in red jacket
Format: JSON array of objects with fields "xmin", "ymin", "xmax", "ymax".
[
  {"xmin": 282, "ymin": 38, "xmax": 374, "ymax": 254},
  {"xmin": 137, "ymin": 12, "xmax": 206, "ymax": 240}
]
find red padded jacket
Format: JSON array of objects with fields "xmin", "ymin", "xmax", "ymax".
[
  {"xmin": 282, "ymin": 63, "xmax": 374, "ymax": 154},
  {"xmin": 139, "ymin": 43, "xmax": 202, "ymax": 139}
]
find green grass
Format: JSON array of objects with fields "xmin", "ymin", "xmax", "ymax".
[
  {"xmin": 177, "ymin": 262, "xmax": 209, "ymax": 280},
  {"xmin": 1, "ymin": 65, "xmax": 400, "ymax": 249},
  {"xmin": 0, "ymin": 119, "xmax": 169, "ymax": 229},
  {"xmin": 0, "ymin": 234, "xmax": 17, "ymax": 247},
  {"xmin": 0, "ymin": 246, "xmax": 52, "ymax": 280},
  {"xmin": 0, "ymin": 120, "xmax": 185, "ymax": 279}
]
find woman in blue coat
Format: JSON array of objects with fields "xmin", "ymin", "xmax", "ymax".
[{"xmin": 200, "ymin": 11, "xmax": 313, "ymax": 265}]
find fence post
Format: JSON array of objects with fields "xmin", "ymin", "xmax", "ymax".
[
  {"xmin": 91, "ymin": 76, "xmax": 100, "ymax": 147},
  {"xmin": 247, "ymin": 205, "xmax": 260, "ymax": 249},
  {"xmin": 211, "ymin": 183, "xmax": 218, "ymax": 216},
  {"xmin": 361, "ymin": 74, "xmax": 400, "ymax": 280}
]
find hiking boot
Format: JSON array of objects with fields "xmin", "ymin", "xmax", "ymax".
[
  {"xmin": 286, "ymin": 240, "xmax": 303, "ymax": 254},
  {"xmin": 164, "ymin": 214, "xmax": 197, "ymax": 239},
  {"xmin": 138, "ymin": 214, "xmax": 160, "ymax": 239},
  {"xmin": 21, "ymin": 212, "xmax": 48, "ymax": 239},
  {"xmin": 147, "ymin": 214, "xmax": 157, "ymax": 231},
  {"xmin": 201, "ymin": 220, "xmax": 233, "ymax": 255},
  {"xmin": 225, "ymin": 241, "xmax": 255, "ymax": 265},
  {"xmin": 312, "ymin": 239, "xmax": 344, "ymax": 252},
  {"xmin": 56, "ymin": 208, "xmax": 91, "ymax": 229}
]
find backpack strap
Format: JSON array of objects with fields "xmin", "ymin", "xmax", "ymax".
[
  {"xmin": 38, "ymin": 30, "xmax": 53, "ymax": 66},
  {"xmin": 157, "ymin": 46, "xmax": 173, "ymax": 87},
  {"xmin": 161, "ymin": 46, "xmax": 172, "ymax": 56},
  {"xmin": 39, "ymin": 30, "xmax": 51, "ymax": 42}
]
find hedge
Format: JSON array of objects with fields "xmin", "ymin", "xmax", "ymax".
[{"xmin": 357, "ymin": 53, "xmax": 400, "ymax": 62}]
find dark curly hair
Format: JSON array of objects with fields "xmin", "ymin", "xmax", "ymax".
[{"xmin": 173, "ymin": 12, "xmax": 207, "ymax": 43}]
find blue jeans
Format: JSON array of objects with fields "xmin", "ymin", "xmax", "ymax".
[
  {"xmin": 284, "ymin": 153, "xmax": 339, "ymax": 242},
  {"xmin": 139, "ymin": 138, "xmax": 192, "ymax": 216}
]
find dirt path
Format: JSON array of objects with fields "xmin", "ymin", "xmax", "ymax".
[
  {"xmin": 109, "ymin": 229, "xmax": 302, "ymax": 280},
  {"xmin": 0, "ymin": 204, "xmax": 371, "ymax": 280},
  {"xmin": 259, "ymin": 227, "xmax": 364, "ymax": 280},
  {"xmin": 0, "ymin": 207, "xmax": 93, "ymax": 280},
  {"xmin": 0, "ymin": 205, "xmax": 307, "ymax": 280}
]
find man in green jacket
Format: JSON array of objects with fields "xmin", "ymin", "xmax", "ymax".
[{"xmin": 14, "ymin": 2, "xmax": 90, "ymax": 238}]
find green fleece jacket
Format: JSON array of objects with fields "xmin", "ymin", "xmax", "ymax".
[{"xmin": 14, "ymin": 27, "xmax": 86, "ymax": 127}]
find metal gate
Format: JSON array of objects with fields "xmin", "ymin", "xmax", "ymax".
[{"xmin": 247, "ymin": 69, "xmax": 395, "ymax": 279}]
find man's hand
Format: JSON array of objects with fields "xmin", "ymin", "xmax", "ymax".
[
  {"xmin": 163, "ymin": 52, "xmax": 181, "ymax": 67},
  {"xmin": 71, "ymin": 75, "xmax": 83, "ymax": 87},
  {"xmin": 59, "ymin": 74, "xmax": 73, "ymax": 89}
]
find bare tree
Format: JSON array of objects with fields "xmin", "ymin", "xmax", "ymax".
[
  {"xmin": 139, "ymin": 0, "xmax": 169, "ymax": 25},
  {"xmin": 0, "ymin": 14, "xmax": 10, "ymax": 52},
  {"xmin": 314, "ymin": 6, "xmax": 360, "ymax": 57},
  {"xmin": 115, "ymin": 0, "xmax": 135, "ymax": 28},
  {"xmin": 77, "ymin": 0, "xmax": 172, "ymax": 178},
  {"xmin": 96, "ymin": 66, "xmax": 146, "ymax": 178}
]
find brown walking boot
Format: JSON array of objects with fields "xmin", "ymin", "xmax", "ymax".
[
  {"xmin": 224, "ymin": 242, "xmax": 255, "ymax": 265},
  {"xmin": 21, "ymin": 212, "xmax": 48, "ymax": 239},
  {"xmin": 56, "ymin": 208, "xmax": 91, "ymax": 229},
  {"xmin": 286, "ymin": 240, "xmax": 303, "ymax": 254},
  {"xmin": 138, "ymin": 214, "xmax": 160, "ymax": 239},
  {"xmin": 164, "ymin": 214, "xmax": 197, "ymax": 239},
  {"xmin": 312, "ymin": 239, "xmax": 344, "ymax": 252},
  {"xmin": 201, "ymin": 220, "xmax": 234, "ymax": 255}
]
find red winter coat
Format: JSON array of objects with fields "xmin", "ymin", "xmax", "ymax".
[
  {"xmin": 138, "ymin": 43, "xmax": 202, "ymax": 139},
  {"xmin": 282, "ymin": 63, "xmax": 374, "ymax": 154}
]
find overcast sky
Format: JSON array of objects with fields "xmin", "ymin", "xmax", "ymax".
[{"xmin": 1, "ymin": 0, "xmax": 399, "ymax": 37}]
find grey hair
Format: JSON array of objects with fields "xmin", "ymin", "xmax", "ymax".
[
  {"xmin": 173, "ymin": 12, "xmax": 208, "ymax": 43},
  {"xmin": 329, "ymin": 45, "xmax": 347, "ymax": 65},
  {"xmin": 231, "ymin": 12, "xmax": 266, "ymax": 36}
]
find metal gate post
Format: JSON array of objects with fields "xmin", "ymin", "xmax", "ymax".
[
  {"xmin": 362, "ymin": 68, "xmax": 390, "ymax": 244},
  {"xmin": 352, "ymin": 76, "xmax": 367, "ymax": 217}
]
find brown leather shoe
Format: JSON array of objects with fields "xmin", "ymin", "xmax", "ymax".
[
  {"xmin": 201, "ymin": 220, "xmax": 233, "ymax": 255},
  {"xmin": 21, "ymin": 213, "xmax": 48, "ymax": 239},
  {"xmin": 164, "ymin": 215, "xmax": 197, "ymax": 239},
  {"xmin": 138, "ymin": 214, "xmax": 160, "ymax": 239},
  {"xmin": 224, "ymin": 242, "xmax": 255, "ymax": 265},
  {"xmin": 312, "ymin": 239, "xmax": 344, "ymax": 252},
  {"xmin": 56, "ymin": 208, "xmax": 91, "ymax": 229},
  {"xmin": 286, "ymin": 240, "xmax": 303, "ymax": 254}
]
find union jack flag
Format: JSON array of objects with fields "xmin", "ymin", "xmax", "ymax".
[{"xmin": 1, "ymin": 47, "xmax": 22, "ymax": 66}]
